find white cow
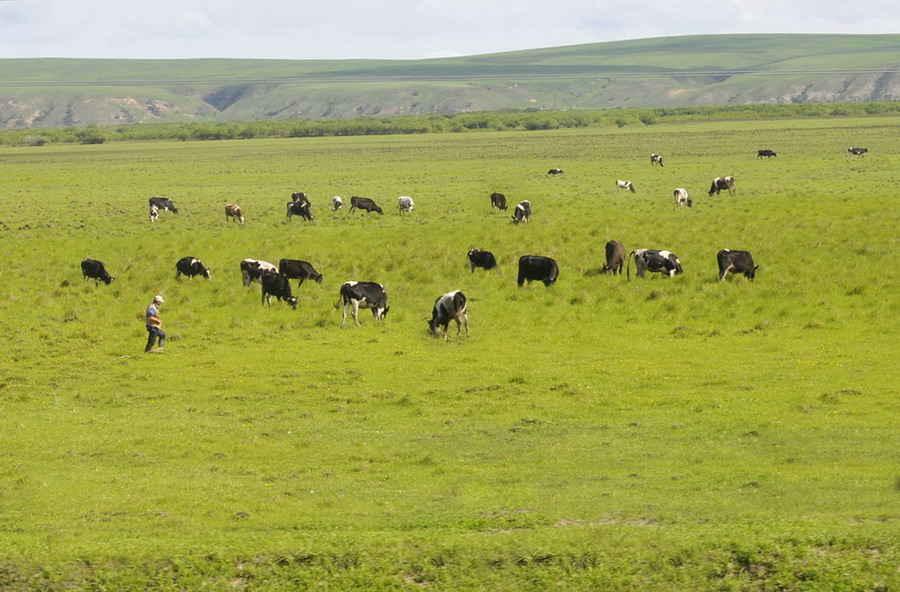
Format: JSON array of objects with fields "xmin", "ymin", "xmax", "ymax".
[
  {"xmin": 332, "ymin": 196, "xmax": 343, "ymax": 212},
  {"xmin": 397, "ymin": 196, "xmax": 415, "ymax": 214},
  {"xmin": 616, "ymin": 180, "xmax": 635, "ymax": 193},
  {"xmin": 674, "ymin": 188, "xmax": 692, "ymax": 208}
]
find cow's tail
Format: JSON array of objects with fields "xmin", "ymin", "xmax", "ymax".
[
  {"xmin": 626, "ymin": 251, "xmax": 635, "ymax": 280},
  {"xmin": 334, "ymin": 286, "xmax": 345, "ymax": 309}
]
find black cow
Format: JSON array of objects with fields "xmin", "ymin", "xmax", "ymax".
[
  {"xmin": 81, "ymin": 258, "xmax": 114, "ymax": 285},
  {"xmin": 428, "ymin": 290, "xmax": 469, "ymax": 339},
  {"xmin": 512, "ymin": 200, "xmax": 532, "ymax": 224},
  {"xmin": 175, "ymin": 256, "xmax": 211, "ymax": 280},
  {"xmin": 349, "ymin": 196, "xmax": 383, "ymax": 215},
  {"xmin": 717, "ymin": 249, "xmax": 758, "ymax": 281},
  {"xmin": 240, "ymin": 258, "xmax": 277, "ymax": 287},
  {"xmin": 261, "ymin": 271, "xmax": 298, "ymax": 310},
  {"xmin": 335, "ymin": 281, "xmax": 389, "ymax": 327},
  {"xmin": 601, "ymin": 240, "xmax": 626, "ymax": 275},
  {"xmin": 847, "ymin": 147, "xmax": 868, "ymax": 157},
  {"xmin": 517, "ymin": 255, "xmax": 559, "ymax": 287},
  {"xmin": 627, "ymin": 249, "xmax": 684, "ymax": 279},
  {"xmin": 547, "ymin": 168, "xmax": 564, "ymax": 175},
  {"xmin": 650, "ymin": 154, "xmax": 664, "ymax": 167},
  {"xmin": 287, "ymin": 200, "xmax": 313, "ymax": 221},
  {"xmin": 467, "ymin": 248, "xmax": 497, "ymax": 272},
  {"xmin": 708, "ymin": 176, "xmax": 736, "ymax": 196},
  {"xmin": 490, "ymin": 192, "xmax": 508, "ymax": 211},
  {"xmin": 757, "ymin": 149, "xmax": 777, "ymax": 158},
  {"xmin": 278, "ymin": 259, "xmax": 323, "ymax": 287},
  {"xmin": 148, "ymin": 197, "xmax": 178, "ymax": 214}
]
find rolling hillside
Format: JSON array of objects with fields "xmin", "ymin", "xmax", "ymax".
[{"xmin": 1, "ymin": 33, "xmax": 899, "ymax": 128}]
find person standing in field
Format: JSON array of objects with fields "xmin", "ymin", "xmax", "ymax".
[{"xmin": 144, "ymin": 294, "xmax": 166, "ymax": 353}]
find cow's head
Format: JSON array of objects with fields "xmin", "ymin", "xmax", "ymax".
[
  {"xmin": 746, "ymin": 265, "xmax": 759, "ymax": 281},
  {"xmin": 287, "ymin": 296, "xmax": 298, "ymax": 310},
  {"xmin": 374, "ymin": 305, "xmax": 389, "ymax": 320},
  {"xmin": 201, "ymin": 267, "xmax": 212, "ymax": 279}
]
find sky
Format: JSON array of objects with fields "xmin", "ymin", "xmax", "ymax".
[{"xmin": 0, "ymin": 0, "xmax": 897, "ymax": 61}]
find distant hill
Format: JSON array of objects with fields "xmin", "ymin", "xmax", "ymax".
[{"xmin": 1, "ymin": 34, "xmax": 898, "ymax": 129}]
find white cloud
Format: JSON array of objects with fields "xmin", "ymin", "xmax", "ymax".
[{"xmin": 0, "ymin": 0, "xmax": 897, "ymax": 60}]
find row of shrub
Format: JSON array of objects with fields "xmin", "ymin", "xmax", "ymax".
[{"xmin": 2, "ymin": 101, "xmax": 899, "ymax": 146}]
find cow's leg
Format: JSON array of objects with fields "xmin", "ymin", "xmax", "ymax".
[
  {"xmin": 352, "ymin": 301, "xmax": 361, "ymax": 327},
  {"xmin": 341, "ymin": 302, "xmax": 349, "ymax": 328}
]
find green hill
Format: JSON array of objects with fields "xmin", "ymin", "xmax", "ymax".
[{"xmin": 1, "ymin": 33, "xmax": 898, "ymax": 128}]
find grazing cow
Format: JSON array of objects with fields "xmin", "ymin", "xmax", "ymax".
[
  {"xmin": 349, "ymin": 196, "xmax": 384, "ymax": 215},
  {"xmin": 149, "ymin": 204, "xmax": 159, "ymax": 223},
  {"xmin": 278, "ymin": 258, "xmax": 323, "ymax": 287},
  {"xmin": 335, "ymin": 281, "xmax": 389, "ymax": 327},
  {"xmin": 616, "ymin": 180, "xmax": 636, "ymax": 193},
  {"xmin": 148, "ymin": 197, "xmax": 178, "ymax": 214},
  {"xmin": 81, "ymin": 258, "xmax": 115, "ymax": 285},
  {"xmin": 260, "ymin": 271, "xmax": 298, "ymax": 310},
  {"xmin": 512, "ymin": 200, "xmax": 532, "ymax": 224},
  {"xmin": 847, "ymin": 147, "xmax": 868, "ymax": 157},
  {"xmin": 332, "ymin": 196, "xmax": 343, "ymax": 212},
  {"xmin": 517, "ymin": 255, "xmax": 559, "ymax": 287},
  {"xmin": 757, "ymin": 149, "xmax": 777, "ymax": 159},
  {"xmin": 708, "ymin": 176, "xmax": 736, "ymax": 196},
  {"xmin": 627, "ymin": 249, "xmax": 684, "ymax": 279},
  {"xmin": 397, "ymin": 195, "xmax": 415, "ymax": 214},
  {"xmin": 547, "ymin": 168, "xmax": 564, "ymax": 175},
  {"xmin": 428, "ymin": 290, "xmax": 469, "ymax": 339},
  {"xmin": 225, "ymin": 204, "xmax": 245, "ymax": 224},
  {"xmin": 490, "ymin": 192, "xmax": 508, "ymax": 211},
  {"xmin": 467, "ymin": 248, "xmax": 497, "ymax": 272},
  {"xmin": 674, "ymin": 188, "xmax": 692, "ymax": 208},
  {"xmin": 175, "ymin": 256, "xmax": 211, "ymax": 280},
  {"xmin": 240, "ymin": 258, "xmax": 277, "ymax": 287},
  {"xmin": 287, "ymin": 200, "xmax": 313, "ymax": 221},
  {"xmin": 601, "ymin": 240, "xmax": 626, "ymax": 275},
  {"xmin": 650, "ymin": 154, "xmax": 665, "ymax": 167},
  {"xmin": 717, "ymin": 249, "xmax": 758, "ymax": 281}
]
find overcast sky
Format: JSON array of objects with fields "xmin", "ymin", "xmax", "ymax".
[{"xmin": 1, "ymin": 0, "xmax": 897, "ymax": 61}]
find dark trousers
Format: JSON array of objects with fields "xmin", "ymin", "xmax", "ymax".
[{"xmin": 145, "ymin": 325, "xmax": 166, "ymax": 352}]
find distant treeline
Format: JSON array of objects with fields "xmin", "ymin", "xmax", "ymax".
[{"xmin": 3, "ymin": 102, "xmax": 899, "ymax": 146}]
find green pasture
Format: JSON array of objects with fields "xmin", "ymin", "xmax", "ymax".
[{"xmin": 0, "ymin": 117, "xmax": 897, "ymax": 590}]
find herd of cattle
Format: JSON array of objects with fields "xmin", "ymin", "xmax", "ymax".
[{"xmin": 83, "ymin": 145, "xmax": 873, "ymax": 340}]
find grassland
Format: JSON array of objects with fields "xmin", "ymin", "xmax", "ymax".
[{"xmin": 0, "ymin": 116, "xmax": 897, "ymax": 590}]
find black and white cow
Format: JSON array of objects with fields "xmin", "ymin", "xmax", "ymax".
[
  {"xmin": 616, "ymin": 180, "xmax": 636, "ymax": 193},
  {"xmin": 627, "ymin": 249, "xmax": 684, "ymax": 279},
  {"xmin": 335, "ymin": 281, "xmax": 389, "ymax": 327},
  {"xmin": 349, "ymin": 196, "xmax": 383, "ymax": 215},
  {"xmin": 240, "ymin": 258, "xmax": 277, "ymax": 287},
  {"xmin": 601, "ymin": 240, "xmax": 625, "ymax": 275},
  {"xmin": 287, "ymin": 200, "xmax": 313, "ymax": 221},
  {"xmin": 149, "ymin": 204, "xmax": 159, "ymax": 223},
  {"xmin": 517, "ymin": 255, "xmax": 559, "ymax": 287},
  {"xmin": 847, "ymin": 147, "xmax": 868, "ymax": 157},
  {"xmin": 490, "ymin": 192, "xmax": 508, "ymax": 211},
  {"xmin": 428, "ymin": 290, "xmax": 469, "ymax": 339},
  {"xmin": 225, "ymin": 204, "xmax": 245, "ymax": 224},
  {"xmin": 278, "ymin": 258, "xmax": 323, "ymax": 287},
  {"xmin": 148, "ymin": 197, "xmax": 178, "ymax": 214},
  {"xmin": 708, "ymin": 176, "xmax": 736, "ymax": 196},
  {"xmin": 717, "ymin": 249, "xmax": 758, "ymax": 281},
  {"xmin": 650, "ymin": 154, "xmax": 665, "ymax": 167},
  {"xmin": 175, "ymin": 256, "xmax": 211, "ymax": 280},
  {"xmin": 81, "ymin": 258, "xmax": 114, "ymax": 285},
  {"xmin": 757, "ymin": 149, "xmax": 777, "ymax": 159},
  {"xmin": 260, "ymin": 271, "xmax": 298, "ymax": 310},
  {"xmin": 674, "ymin": 188, "xmax": 692, "ymax": 208},
  {"xmin": 332, "ymin": 196, "xmax": 344, "ymax": 212},
  {"xmin": 397, "ymin": 195, "xmax": 415, "ymax": 214},
  {"xmin": 512, "ymin": 200, "xmax": 532, "ymax": 224},
  {"xmin": 467, "ymin": 248, "xmax": 497, "ymax": 272},
  {"xmin": 547, "ymin": 168, "xmax": 564, "ymax": 175}
]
